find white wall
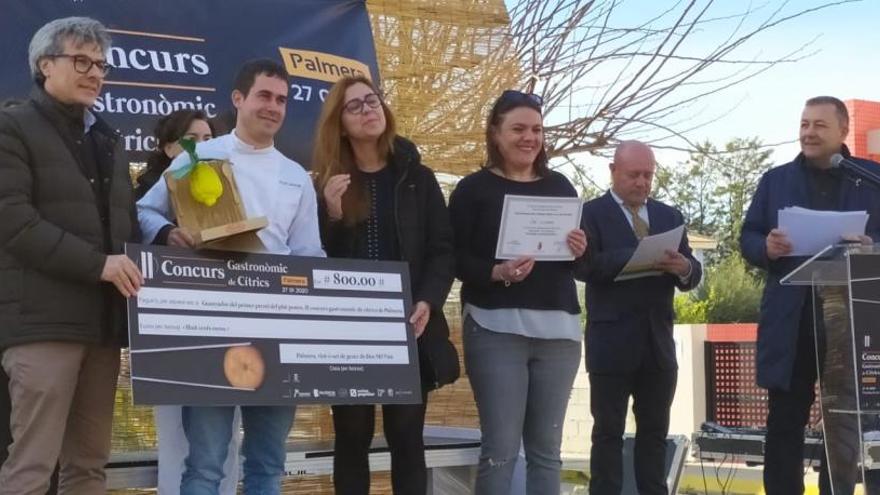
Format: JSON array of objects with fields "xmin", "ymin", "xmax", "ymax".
[{"xmin": 561, "ymin": 324, "xmax": 707, "ymax": 459}]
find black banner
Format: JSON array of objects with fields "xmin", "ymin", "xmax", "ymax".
[
  {"xmin": 0, "ymin": 0, "xmax": 378, "ymax": 168},
  {"xmin": 126, "ymin": 244, "xmax": 422, "ymax": 405},
  {"xmin": 849, "ymin": 253, "xmax": 880, "ymax": 410}
]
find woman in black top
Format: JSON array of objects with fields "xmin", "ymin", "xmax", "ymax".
[
  {"xmin": 449, "ymin": 91, "xmax": 587, "ymax": 495},
  {"xmin": 134, "ymin": 109, "xmax": 214, "ymax": 199},
  {"xmin": 312, "ymin": 76, "xmax": 458, "ymax": 495}
]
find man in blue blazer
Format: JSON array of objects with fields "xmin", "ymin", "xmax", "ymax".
[
  {"xmin": 740, "ymin": 96, "xmax": 880, "ymax": 494},
  {"xmin": 578, "ymin": 141, "xmax": 702, "ymax": 495}
]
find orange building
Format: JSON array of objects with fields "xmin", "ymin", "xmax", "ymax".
[{"xmin": 845, "ymin": 99, "xmax": 880, "ymax": 161}]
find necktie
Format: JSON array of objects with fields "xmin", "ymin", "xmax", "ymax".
[{"xmin": 626, "ymin": 204, "xmax": 649, "ymax": 239}]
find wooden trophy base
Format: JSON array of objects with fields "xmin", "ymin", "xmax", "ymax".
[
  {"xmin": 165, "ymin": 160, "xmax": 267, "ymax": 252},
  {"xmin": 204, "ymin": 231, "xmax": 266, "ymax": 253}
]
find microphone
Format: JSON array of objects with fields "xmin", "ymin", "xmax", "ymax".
[{"xmin": 831, "ymin": 153, "xmax": 880, "ymax": 190}]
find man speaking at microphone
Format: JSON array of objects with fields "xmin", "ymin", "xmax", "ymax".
[{"xmin": 740, "ymin": 96, "xmax": 880, "ymax": 494}]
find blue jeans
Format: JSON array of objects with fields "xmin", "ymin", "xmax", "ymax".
[
  {"xmin": 463, "ymin": 316, "xmax": 581, "ymax": 495},
  {"xmin": 181, "ymin": 405, "xmax": 295, "ymax": 495}
]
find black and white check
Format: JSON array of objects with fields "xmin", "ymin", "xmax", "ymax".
[{"xmin": 125, "ymin": 244, "xmax": 421, "ymax": 406}]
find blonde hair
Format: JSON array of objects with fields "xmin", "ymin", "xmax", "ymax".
[{"xmin": 312, "ymin": 76, "xmax": 397, "ymax": 225}]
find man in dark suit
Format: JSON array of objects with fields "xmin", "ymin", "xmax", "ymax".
[
  {"xmin": 578, "ymin": 140, "xmax": 702, "ymax": 495},
  {"xmin": 740, "ymin": 96, "xmax": 880, "ymax": 494}
]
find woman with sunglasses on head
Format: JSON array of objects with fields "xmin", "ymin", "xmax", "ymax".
[
  {"xmin": 448, "ymin": 90, "xmax": 587, "ymax": 495},
  {"xmin": 134, "ymin": 109, "xmax": 215, "ymax": 200},
  {"xmin": 312, "ymin": 76, "xmax": 458, "ymax": 495}
]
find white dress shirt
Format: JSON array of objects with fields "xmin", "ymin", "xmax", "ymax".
[
  {"xmin": 137, "ymin": 131, "xmax": 324, "ymax": 257},
  {"xmin": 608, "ymin": 189, "xmax": 692, "ymax": 282},
  {"xmin": 609, "ymin": 189, "xmax": 649, "ymax": 229}
]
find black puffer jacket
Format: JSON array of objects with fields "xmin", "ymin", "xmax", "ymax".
[
  {"xmin": 318, "ymin": 137, "xmax": 459, "ymax": 390},
  {"xmin": 0, "ymin": 88, "xmax": 139, "ymax": 349}
]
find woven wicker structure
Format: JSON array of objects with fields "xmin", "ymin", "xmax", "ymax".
[{"xmin": 368, "ymin": 0, "xmax": 519, "ymax": 176}]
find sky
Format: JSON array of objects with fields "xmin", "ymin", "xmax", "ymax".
[
  {"xmin": 503, "ymin": 0, "xmax": 880, "ymax": 184},
  {"xmin": 685, "ymin": 0, "xmax": 880, "ymax": 160}
]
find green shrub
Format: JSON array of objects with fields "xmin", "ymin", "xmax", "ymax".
[
  {"xmin": 704, "ymin": 254, "xmax": 763, "ymax": 323},
  {"xmin": 674, "ymin": 254, "xmax": 763, "ymax": 324},
  {"xmin": 674, "ymin": 293, "xmax": 709, "ymax": 323}
]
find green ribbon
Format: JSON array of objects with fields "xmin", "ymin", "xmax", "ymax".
[{"xmin": 170, "ymin": 138, "xmax": 200, "ymax": 179}]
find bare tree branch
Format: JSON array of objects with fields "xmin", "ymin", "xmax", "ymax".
[
  {"xmin": 502, "ymin": 0, "xmax": 862, "ymax": 162},
  {"xmin": 367, "ymin": 0, "xmax": 859, "ymax": 177}
]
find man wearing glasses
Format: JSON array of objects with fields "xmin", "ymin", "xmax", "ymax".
[{"xmin": 0, "ymin": 16, "xmax": 143, "ymax": 494}]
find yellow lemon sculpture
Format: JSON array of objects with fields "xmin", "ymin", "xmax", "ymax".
[
  {"xmin": 189, "ymin": 163, "xmax": 224, "ymax": 206},
  {"xmin": 172, "ymin": 138, "xmax": 224, "ymax": 207}
]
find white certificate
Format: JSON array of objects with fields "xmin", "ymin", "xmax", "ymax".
[
  {"xmin": 778, "ymin": 206, "xmax": 868, "ymax": 256},
  {"xmin": 495, "ymin": 195, "xmax": 583, "ymax": 261},
  {"xmin": 614, "ymin": 224, "xmax": 685, "ymax": 281}
]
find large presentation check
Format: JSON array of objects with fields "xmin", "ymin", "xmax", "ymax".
[{"xmin": 126, "ymin": 244, "xmax": 421, "ymax": 405}]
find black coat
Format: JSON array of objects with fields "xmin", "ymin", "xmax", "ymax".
[
  {"xmin": 318, "ymin": 137, "xmax": 459, "ymax": 390},
  {"xmin": 740, "ymin": 149, "xmax": 880, "ymax": 390},
  {"xmin": 577, "ymin": 193, "xmax": 702, "ymax": 373},
  {"xmin": 133, "ymin": 152, "xmax": 171, "ymax": 200},
  {"xmin": 0, "ymin": 88, "xmax": 139, "ymax": 349}
]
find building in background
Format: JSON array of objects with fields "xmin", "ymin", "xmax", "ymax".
[{"xmin": 845, "ymin": 99, "xmax": 880, "ymax": 162}]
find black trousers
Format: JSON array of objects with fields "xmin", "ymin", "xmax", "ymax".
[
  {"xmin": 331, "ymin": 393, "xmax": 428, "ymax": 495},
  {"xmin": 763, "ymin": 316, "xmax": 830, "ymax": 494},
  {"xmin": 589, "ymin": 343, "xmax": 677, "ymax": 495},
  {"xmin": 763, "ymin": 295, "xmax": 858, "ymax": 495}
]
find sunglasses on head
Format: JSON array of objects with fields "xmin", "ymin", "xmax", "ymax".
[{"xmin": 499, "ymin": 90, "xmax": 543, "ymax": 107}]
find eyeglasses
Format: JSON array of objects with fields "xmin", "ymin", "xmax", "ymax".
[
  {"xmin": 343, "ymin": 93, "xmax": 382, "ymax": 115},
  {"xmin": 49, "ymin": 54, "xmax": 111, "ymax": 76},
  {"xmin": 499, "ymin": 90, "xmax": 543, "ymax": 107}
]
